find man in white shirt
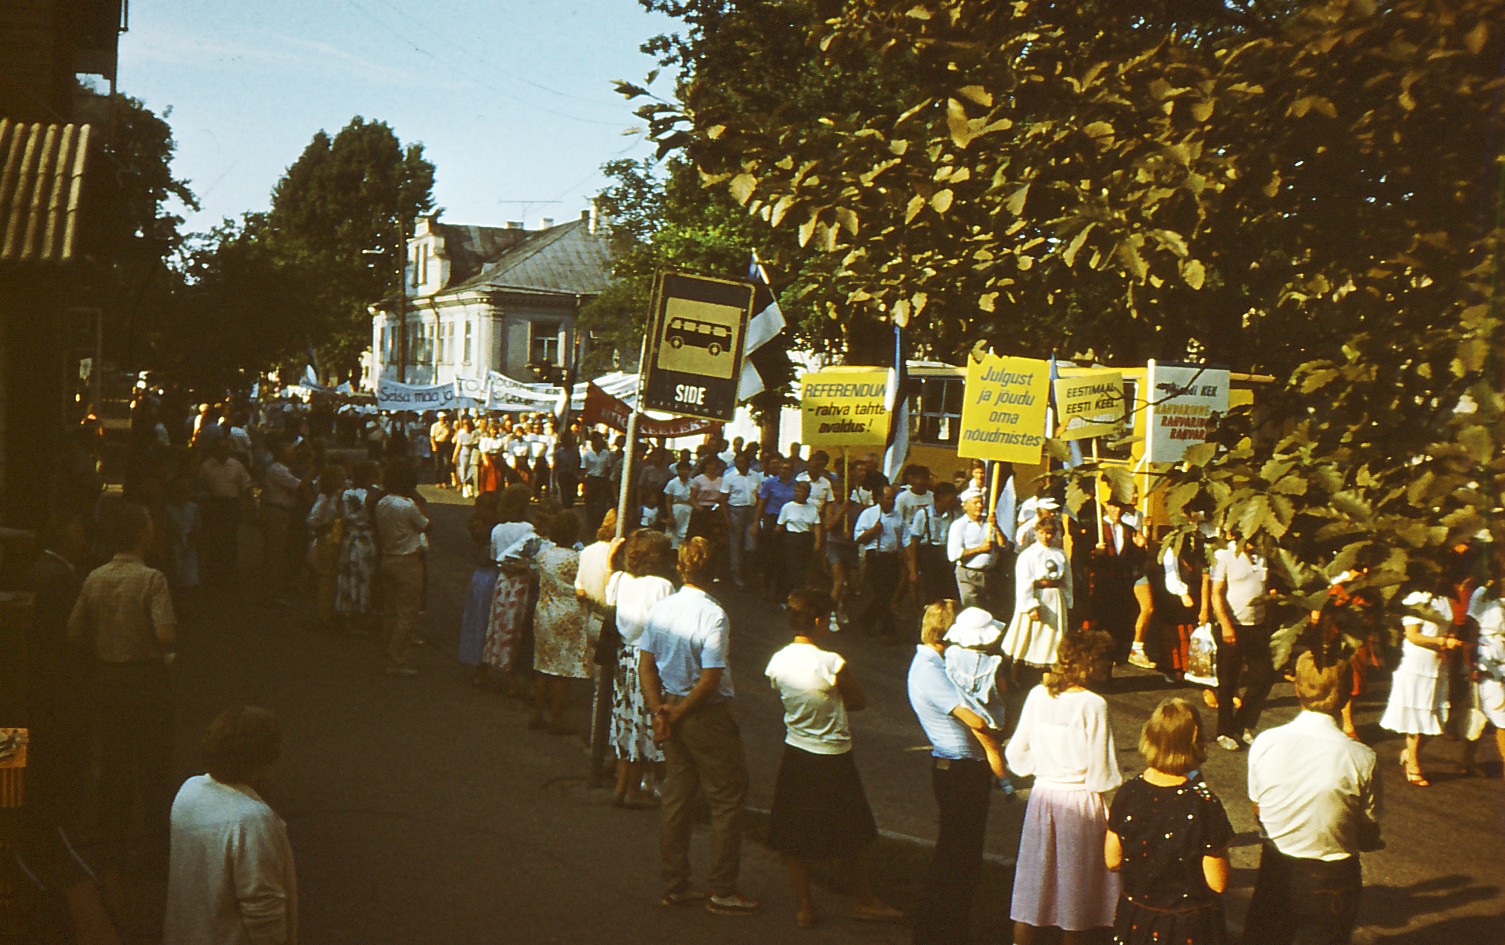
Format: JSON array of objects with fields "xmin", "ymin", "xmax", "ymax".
[
  {"xmin": 794, "ymin": 450, "xmax": 837, "ymax": 511},
  {"xmin": 259, "ymin": 442, "xmax": 304, "ymax": 602},
  {"xmin": 948, "ymin": 491, "xmax": 1000, "ymax": 610},
  {"xmin": 908, "ymin": 481, "xmax": 960, "ymax": 604},
  {"xmin": 720, "ymin": 452, "xmax": 763, "ymax": 587},
  {"xmin": 852, "ymin": 486, "xmax": 909, "ymax": 639},
  {"xmin": 374, "ymin": 464, "xmax": 430, "ymax": 676},
  {"xmin": 580, "ymin": 432, "xmax": 612, "ymax": 530},
  {"xmin": 165, "ymin": 707, "xmax": 297, "ymax": 945},
  {"xmin": 638, "ymin": 539, "xmax": 759, "ymax": 916},
  {"xmin": 1211, "ymin": 535, "xmax": 1274, "ymax": 749},
  {"xmin": 893, "ymin": 464, "xmax": 936, "ymax": 523},
  {"xmin": 1246, "ymin": 652, "xmax": 1380, "ymax": 945}
]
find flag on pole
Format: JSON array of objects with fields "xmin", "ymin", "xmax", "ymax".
[
  {"xmin": 1047, "ymin": 354, "xmax": 1084, "ymax": 468},
  {"xmin": 882, "ymin": 323, "xmax": 910, "ymax": 482},
  {"xmin": 736, "ymin": 253, "xmax": 788, "ymax": 400}
]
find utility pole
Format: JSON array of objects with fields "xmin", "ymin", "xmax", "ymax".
[{"xmin": 396, "ymin": 216, "xmax": 407, "ymax": 383}]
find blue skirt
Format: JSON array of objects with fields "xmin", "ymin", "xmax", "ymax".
[{"xmin": 458, "ymin": 564, "xmax": 500, "ymax": 667}]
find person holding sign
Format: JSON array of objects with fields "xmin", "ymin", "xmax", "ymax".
[{"xmin": 948, "ymin": 491, "xmax": 1003, "ymax": 611}]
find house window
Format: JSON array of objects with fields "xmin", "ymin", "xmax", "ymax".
[
  {"xmin": 417, "ymin": 245, "xmax": 428, "ymax": 287},
  {"xmin": 436, "ymin": 320, "xmax": 446, "ymax": 363},
  {"xmin": 913, "ymin": 376, "xmax": 964, "ymax": 446},
  {"xmin": 462, "ymin": 320, "xmax": 473, "ymax": 364},
  {"xmin": 530, "ymin": 322, "xmax": 562, "ymax": 365}
]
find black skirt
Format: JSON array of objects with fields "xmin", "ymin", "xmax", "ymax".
[
  {"xmin": 766, "ymin": 744, "xmax": 878, "ymax": 860},
  {"xmin": 1113, "ymin": 896, "xmax": 1226, "ymax": 945}
]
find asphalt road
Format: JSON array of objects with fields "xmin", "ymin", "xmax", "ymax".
[{"xmin": 151, "ymin": 484, "xmax": 1503, "ymax": 944}]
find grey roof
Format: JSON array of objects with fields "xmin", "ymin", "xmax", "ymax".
[
  {"xmin": 449, "ymin": 218, "xmax": 612, "ymax": 297},
  {"xmin": 0, "ymin": 120, "xmax": 92, "ymax": 265},
  {"xmin": 434, "ymin": 223, "xmax": 526, "ymax": 286}
]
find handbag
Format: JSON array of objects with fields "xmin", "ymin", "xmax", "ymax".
[{"xmin": 1185, "ymin": 622, "xmax": 1219, "ymax": 688}]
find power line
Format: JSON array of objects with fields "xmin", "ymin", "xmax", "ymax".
[{"xmin": 336, "ymin": 0, "xmax": 634, "ymax": 128}]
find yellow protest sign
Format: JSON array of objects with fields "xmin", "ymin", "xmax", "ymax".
[
  {"xmin": 1054, "ymin": 371, "xmax": 1124, "ymax": 441},
  {"xmin": 958, "ymin": 354, "xmax": 1050, "ymax": 463},
  {"xmin": 800, "ymin": 368, "xmax": 890, "ymax": 445}
]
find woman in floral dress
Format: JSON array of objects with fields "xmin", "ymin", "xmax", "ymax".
[
  {"xmin": 483, "ymin": 485, "xmax": 537, "ymax": 685},
  {"xmin": 606, "ymin": 528, "xmax": 676, "ymax": 807},
  {"xmin": 335, "ymin": 461, "xmax": 382, "ymax": 634},
  {"xmin": 529, "ymin": 513, "xmax": 586, "ymax": 731}
]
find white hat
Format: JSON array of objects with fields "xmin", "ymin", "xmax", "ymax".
[
  {"xmin": 1035, "ymin": 497, "xmax": 1060, "ymax": 511},
  {"xmin": 959, "ymin": 486, "xmax": 984, "ymax": 502},
  {"xmin": 943, "ymin": 607, "xmax": 1004, "ymax": 647}
]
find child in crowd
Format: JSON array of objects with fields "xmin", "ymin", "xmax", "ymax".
[
  {"xmin": 160, "ymin": 478, "xmax": 200, "ymax": 597},
  {"xmin": 1105, "ymin": 698, "xmax": 1233, "ymax": 944}
]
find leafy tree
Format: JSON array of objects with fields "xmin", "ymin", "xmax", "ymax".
[
  {"xmin": 627, "ymin": 0, "xmax": 1503, "ymax": 644},
  {"xmin": 265, "ymin": 117, "xmax": 436, "ymax": 379}
]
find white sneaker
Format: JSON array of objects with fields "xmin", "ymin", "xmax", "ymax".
[{"xmin": 1128, "ymin": 646, "xmax": 1155, "ymax": 670}]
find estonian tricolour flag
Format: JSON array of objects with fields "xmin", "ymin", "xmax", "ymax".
[
  {"xmin": 882, "ymin": 324, "xmax": 910, "ymax": 482},
  {"xmin": 737, "ymin": 253, "xmax": 788, "ymax": 400}
]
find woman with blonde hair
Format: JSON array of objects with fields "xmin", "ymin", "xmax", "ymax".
[
  {"xmin": 1005, "ymin": 630, "xmax": 1122, "ymax": 944},
  {"xmin": 1105, "ymin": 698, "xmax": 1233, "ymax": 944}
]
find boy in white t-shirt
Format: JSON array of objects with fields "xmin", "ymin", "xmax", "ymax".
[{"xmin": 777, "ymin": 481, "xmax": 822, "ymax": 595}]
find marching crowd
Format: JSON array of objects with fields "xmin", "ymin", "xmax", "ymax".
[{"xmin": 22, "ymin": 390, "xmax": 1505, "ymax": 945}]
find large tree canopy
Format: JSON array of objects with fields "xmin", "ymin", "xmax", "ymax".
[
  {"xmin": 265, "ymin": 117, "xmax": 436, "ymax": 377},
  {"xmin": 625, "ymin": 0, "xmax": 1503, "ymax": 643}
]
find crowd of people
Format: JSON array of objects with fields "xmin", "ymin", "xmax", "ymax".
[{"xmin": 20, "ymin": 388, "xmax": 1505, "ymax": 945}]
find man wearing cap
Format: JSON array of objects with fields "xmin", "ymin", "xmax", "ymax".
[{"xmin": 948, "ymin": 491, "xmax": 1002, "ymax": 611}]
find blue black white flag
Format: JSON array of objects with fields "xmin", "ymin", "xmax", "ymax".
[
  {"xmin": 737, "ymin": 253, "xmax": 788, "ymax": 400},
  {"xmin": 883, "ymin": 324, "xmax": 910, "ymax": 482}
]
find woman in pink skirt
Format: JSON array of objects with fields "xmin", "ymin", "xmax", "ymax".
[{"xmin": 1005, "ymin": 629, "xmax": 1122, "ymax": 944}]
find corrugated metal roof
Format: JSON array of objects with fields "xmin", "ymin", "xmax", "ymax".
[
  {"xmin": 451, "ymin": 218, "xmax": 612, "ymax": 297},
  {"xmin": 0, "ymin": 120, "xmax": 91, "ymax": 264}
]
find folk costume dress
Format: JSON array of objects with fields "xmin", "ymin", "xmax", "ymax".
[{"xmin": 1002, "ymin": 540, "xmax": 1073, "ymax": 668}]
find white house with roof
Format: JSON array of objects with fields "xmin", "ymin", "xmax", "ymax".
[{"xmin": 366, "ymin": 209, "xmax": 612, "ymax": 389}]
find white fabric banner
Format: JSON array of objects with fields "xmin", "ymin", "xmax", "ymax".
[{"xmin": 376, "ymin": 379, "xmax": 459, "ymax": 413}]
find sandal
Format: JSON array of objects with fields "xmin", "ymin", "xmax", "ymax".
[{"xmin": 1401, "ymin": 753, "xmax": 1431, "ymax": 787}]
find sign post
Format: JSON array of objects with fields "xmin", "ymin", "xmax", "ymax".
[{"xmin": 641, "ymin": 272, "xmax": 756, "ymax": 421}]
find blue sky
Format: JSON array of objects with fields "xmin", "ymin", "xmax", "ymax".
[{"xmin": 119, "ymin": 0, "xmax": 680, "ymax": 234}]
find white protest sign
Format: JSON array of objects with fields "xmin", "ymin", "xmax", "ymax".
[{"xmin": 1143, "ymin": 361, "xmax": 1230, "ymax": 463}]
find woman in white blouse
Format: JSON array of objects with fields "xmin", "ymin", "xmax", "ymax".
[
  {"xmin": 662, "ymin": 461, "xmax": 694, "ymax": 549},
  {"xmin": 1380, "ymin": 586, "xmax": 1462, "ymax": 786},
  {"xmin": 605, "ymin": 529, "xmax": 676, "ymax": 807},
  {"xmin": 1005, "ymin": 630, "xmax": 1122, "ymax": 944}
]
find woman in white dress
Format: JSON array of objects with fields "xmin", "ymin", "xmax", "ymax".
[
  {"xmin": 662, "ymin": 461, "xmax": 694, "ymax": 549},
  {"xmin": 1006, "ymin": 629, "xmax": 1122, "ymax": 944},
  {"xmin": 1380, "ymin": 587, "xmax": 1463, "ymax": 786},
  {"xmin": 1002, "ymin": 517, "xmax": 1073, "ymax": 669}
]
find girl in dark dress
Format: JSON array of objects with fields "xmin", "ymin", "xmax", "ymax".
[{"xmin": 1105, "ymin": 698, "xmax": 1233, "ymax": 945}]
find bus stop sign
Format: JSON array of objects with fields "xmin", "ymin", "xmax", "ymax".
[{"xmin": 641, "ymin": 271, "xmax": 755, "ymax": 421}]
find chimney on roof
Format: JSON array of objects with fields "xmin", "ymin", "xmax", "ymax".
[
  {"xmin": 588, "ymin": 199, "xmax": 600, "ymax": 235},
  {"xmin": 540, "ymin": 217, "xmax": 554, "ymax": 229},
  {"xmin": 506, "ymin": 221, "xmax": 524, "ymax": 230}
]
